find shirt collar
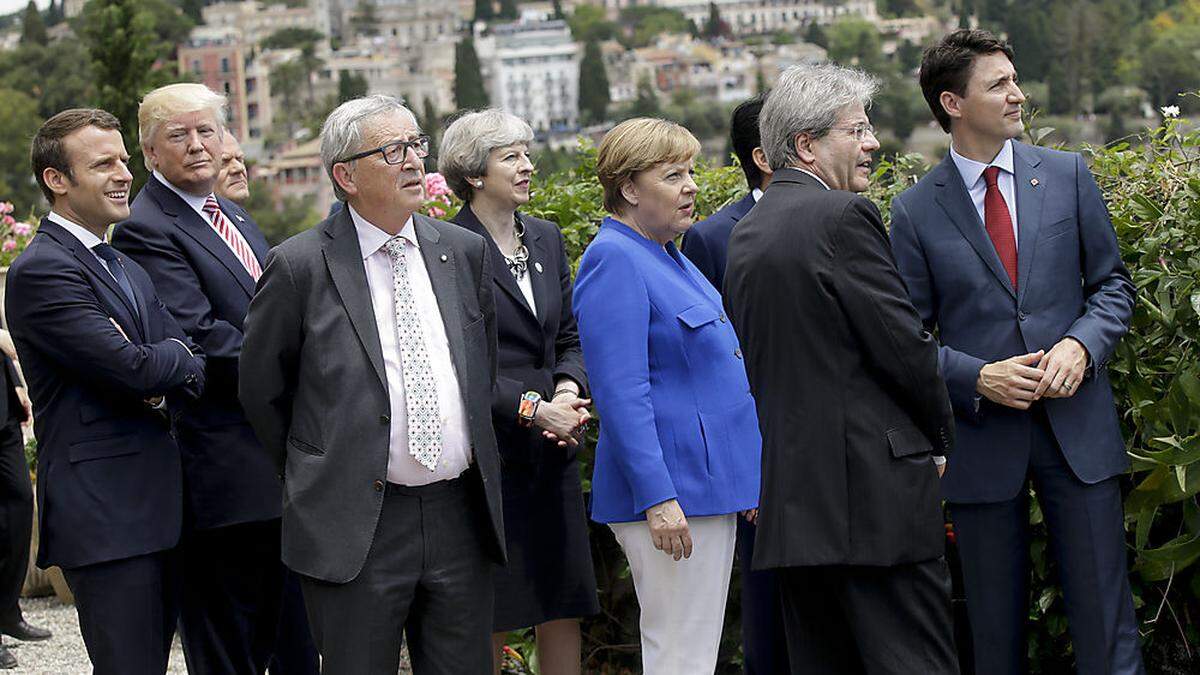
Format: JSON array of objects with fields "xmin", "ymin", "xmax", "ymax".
[
  {"xmin": 792, "ymin": 168, "xmax": 831, "ymax": 191},
  {"xmin": 47, "ymin": 210, "xmax": 106, "ymax": 249},
  {"xmin": 153, "ymin": 170, "xmax": 212, "ymax": 216},
  {"xmin": 751, "ymin": 187, "xmax": 764, "ymax": 202},
  {"xmin": 348, "ymin": 204, "xmax": 417, "ymax": 260},
  {"xmin": 949, "ymin": 139, "xmax": 1014, "ymax": 189}
]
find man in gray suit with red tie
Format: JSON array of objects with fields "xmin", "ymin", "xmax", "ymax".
[
  {"xmin": 240, "ymin": 95, "xmax": 504, "ymax": 675},
  {"xmin": 890, "ymin": 30, "xmax": 1143, "ymax": 674}
]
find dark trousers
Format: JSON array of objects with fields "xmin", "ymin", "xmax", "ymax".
[
  {"xmin": 178, "ymin": 518, "xmax": 289, "ymax": 675},
  {"xmin": 0, "ymin": 421, "xmax": 31, "ymax": 627},
  {"xmin": 63, "ymin": 550, "xmax": 180, "ymax": 675},
  {"xmin": 949, "ymin": 411, "xmax": 1144, "ymax": 675},
  {"xmin": 300, "ymin": 474, "xmax": 494, "ymax": 675},
  {"xmin": 268, "ymin": 569, "xmax": 320, "ymax": 675},
  {"xmin": 735, "ymin": 517, "xmax": 789, "ymax": 674},
  {"xmin": 778, "ymin": 559, "xmax": 958, "ymax": 675}
]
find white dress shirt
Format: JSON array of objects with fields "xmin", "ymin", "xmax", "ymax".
[
  {"xmin": 47, "ymin": 211, "xmax": 109, "ymax": 269},
  {"xmin": 349, "ymin": 205, "xmax": 472, "ymax": 486},
  {"xmin": 154, "ymin": 170, "xmax": 258, "ymax": 262},
  {"xmin": 950, "ymin": 139, "xmax": 1020, "ymax": 249}
]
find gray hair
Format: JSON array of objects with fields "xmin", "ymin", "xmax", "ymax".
[
  {"xmin": 320, "ymin": 95, "xmax": 419, "ymax": 201},
  {"xmin": 759, "ymin": 64, "xmax": 879, "ymax": 170},
  {"xmin": 437, "ymin": 109, "xmax": 534, "ymax": 201}
]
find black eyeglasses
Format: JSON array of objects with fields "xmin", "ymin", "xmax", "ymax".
[{"xmin": 337, "ymin": 135, "xmax": 430, "ymax": 165}]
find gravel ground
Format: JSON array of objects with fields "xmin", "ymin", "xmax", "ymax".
[{"xmin": 5, "ymin": 596, "xmax": 417, "ymax": 673}]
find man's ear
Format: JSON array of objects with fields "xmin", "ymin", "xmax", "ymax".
[
  {"xmin": 751, "ymin": 147, "xmax": 772, "ymax": 178},
  {"xmin": 940, "ymin": 91, "xmax": 964, "ymax": 123},
  {"xmin": 333, "ymin": 163, "xmax": 358, "ymax": 198},
  {"xmin": 793, "ymin": 133, "xmax": 817, "ymax": 166},
  {"xmin": 618, "ymin": 178, "xmax": 638, "ymax": 208},
  {"xmin": 41, "ymin": 167, "xmax": 71, "ymax": 200}
]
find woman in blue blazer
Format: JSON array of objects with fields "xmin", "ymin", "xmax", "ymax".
[{"xmin": 573, "ymin": 118, "xmax": 761, "ymax": 674}]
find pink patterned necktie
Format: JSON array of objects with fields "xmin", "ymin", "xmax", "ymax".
[{"xmin": 203, "ymin": 195, "xmax": 262, "ymax": 281}]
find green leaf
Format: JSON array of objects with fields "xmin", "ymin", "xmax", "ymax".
[{"xmin": 1134, "ymin": 532, "xmax": 1200, "ymax": 581}]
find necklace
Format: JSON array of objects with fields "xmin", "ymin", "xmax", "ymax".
[{"xmin": 503, "ymin": 215, "xmax": 529, "ymax": 280}]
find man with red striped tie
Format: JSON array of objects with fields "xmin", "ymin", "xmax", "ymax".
[{"xmin": 113, "ymin": 83, "xmax": 297, "ymax": 675}]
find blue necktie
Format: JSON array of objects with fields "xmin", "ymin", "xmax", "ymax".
[{"xmin": 92, "ymin": 243, "xmax": 140, "ymax": 317}]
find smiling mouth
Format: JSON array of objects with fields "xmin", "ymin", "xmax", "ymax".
[{"xmin": 105, "ymin": 190, "xmax": 128, "ymax": 201}]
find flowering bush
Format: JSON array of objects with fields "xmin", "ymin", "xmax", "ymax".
[
  {"xmin": 0, "ymin": 201, "xmax": 36, "ymax": 268},
  {"xmin": 423, "ymin": 172, "xmax": 457, "ymax": 219}
]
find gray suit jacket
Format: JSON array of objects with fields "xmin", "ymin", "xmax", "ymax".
[{"xmin": 239, "ymin": 208, "xmax": 504, "ymax": 583}]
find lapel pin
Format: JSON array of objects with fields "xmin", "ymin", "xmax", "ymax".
[
  {"xmin": 1030, "ymin": 178, "xmax": 1040, "ymax": 187},
  {"xmin": 236, "ymin": 214, "xmax": 245, "ymax": 222},
  {"xmin": 535, "ymin": 262, "xmax": 543, "ymax": 273},
  {"xmin": 440, "ymin": 254, "xmax": 448, "ymax": 262}
]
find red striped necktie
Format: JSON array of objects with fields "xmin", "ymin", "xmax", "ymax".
[
  {"xmin": 982, "ymin": 166, "xmax": 1017, "ymax": 290},
  {"xmin": 203, "ymin": 195, "xmax": 262, "ymax": 281}
]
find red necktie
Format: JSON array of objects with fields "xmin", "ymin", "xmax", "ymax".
[
  {"xmin": 982, "ymin": 166, "xmax": 1017, "ymax": 290},
  {"xmin": 203, "ymin": 195, "xmax": 262, "ymax": 281}
]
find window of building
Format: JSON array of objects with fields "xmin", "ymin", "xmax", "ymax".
[{"xmin": 221, "ymin": 57, "xmax": 230, "ymax": 73}]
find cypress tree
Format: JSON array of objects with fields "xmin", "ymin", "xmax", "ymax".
[
  {"xmin": 454, "ymin": 36, "xmax": 489, "ymax": 109},
  {"xmin": 20, "ymin": 0, "xmax": 48, "ymax": 46},
  {"xmin": 497, "ymin": 0, "xmax": 518, "ymax": 20},
  {"xmin": 578, "ymin": 38, "xmax": 610, "ymax": 124},
  {"xmin": 474, "ymin": 0, "xmax": 494, "ymax": 22}
]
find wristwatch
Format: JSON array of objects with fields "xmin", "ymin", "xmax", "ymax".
[{"xmin": 517, "ymin": 391, "xmax": 541, "ymax": 427}]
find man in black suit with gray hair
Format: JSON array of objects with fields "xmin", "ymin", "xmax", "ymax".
[{"xmin": 239, "ymin": 95, "xmax": 504, "ymax": 675}]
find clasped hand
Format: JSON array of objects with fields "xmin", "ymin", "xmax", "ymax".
[
  {"xmin": 534, "ymin": 391, "xmax": 591, "ymax": 448},
  {"xmin": 977, "ymin": 338, "xmax": 1089, "ymax": 410}
]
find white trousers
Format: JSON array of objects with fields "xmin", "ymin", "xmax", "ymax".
[{"xmin": 609, "ymin": 514, "xmax": 737, "ymax": 675}]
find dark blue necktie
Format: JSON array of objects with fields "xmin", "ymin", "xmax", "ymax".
[{"xmin": 92, "ymin": 243, "xmax": 140, "ymax": 317}]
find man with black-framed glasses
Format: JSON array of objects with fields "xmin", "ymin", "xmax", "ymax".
[{"xmin": 240, "ymin": 95, "xmax": 504, "ymax": 674}]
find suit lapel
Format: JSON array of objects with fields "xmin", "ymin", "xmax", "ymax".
[
  {"xmin": 147, "ymin": 177, "xmax": 257, "ymax": 298},
  {"xmin": 222, "ymin": 197, "xmax": 271, "ymax": 267},
  {"xmin": 40, "ymin": 219, "xmax": 145, "ymax": 340},
  {"xmin": 321, "ymin": 211, "xmax": 388, "ymax": 392},
  {"xmin": 524, "ymin": 217, "xmax": 552, "ymax": 326},
  {"xmin": 1012, "ymin": 143, "xmax": 1046, "ymax": 305},
  {"xmin": 932, "ymin": 157, "xmax": 1016, "ymax": 298},
  {"xmin": 452, "ymin": 206, "xmax": 538, "ymax": 322},
  {"xmin": 414, "ymin": 215, "xmax": 469, "ymax": 384}
]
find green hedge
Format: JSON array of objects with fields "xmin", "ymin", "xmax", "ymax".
[{"xmin": 469, "ymin": 121, "xmax": 1200, "ymax": 672}]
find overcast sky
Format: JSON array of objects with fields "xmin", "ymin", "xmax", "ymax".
[{"xmin": 2, "ymin": 0, "xmax": 49, "ymax": 19}]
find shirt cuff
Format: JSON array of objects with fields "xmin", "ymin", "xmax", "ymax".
[{"xmin": 932, "ymin": 455, "xmax": 947, "ymax": 466}]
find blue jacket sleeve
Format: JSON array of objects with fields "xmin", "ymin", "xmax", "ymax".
[
  {"xmin": 1063, "ymin": 153, "xmax": 1134, "ymax": 376},
  {"xmin": 890, "ymin": 195, "xmax": 986, "ymax": 421},
  {"xmin": 574, "ymin": 243, "xmax": 677, "ymax": 514}
]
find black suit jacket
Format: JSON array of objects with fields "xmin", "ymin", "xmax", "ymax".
[
  {"xmin": 114, "ymin": 175, "xmax": 280, "ymax": 529},
  {"xmin": 724, "ymin": 169, "xmax": 954, "ymax": 569},
  {"xmin": 0, "ymin": 355, "xmax": 24, "ymax": 425},
  {"xmin": 450, "ymin": 206, "xmax": 587, "ymax": 463},
  {"xmin": 239, "ymin": 209, "xmax": 504, "ymax": 583},
  {"xmin": 5, "ymin": 218, "xmax": 205, "ymax": 569},
  {"xmin": 680, "ymin": 191, "xmax": 756, "ymax": 290}
]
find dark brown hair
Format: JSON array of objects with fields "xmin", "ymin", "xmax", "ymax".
[
  {"xmin": 31, "ymin": 108, "xmax": 121, "ymax": 203},
  {"xmin": 919, "ymin": 29, "xmax": 1015, "ymax": 132}
]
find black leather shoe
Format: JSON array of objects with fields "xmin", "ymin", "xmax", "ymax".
[
  {"xmin": 0, "ymin": 644, "xmax": 16, "ymax": 669},
  {"xmin": 0, "ymin": 621, "xmax": 51, "ymax": 642}
]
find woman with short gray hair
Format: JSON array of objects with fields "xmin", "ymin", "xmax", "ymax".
[{"xmin": 440, "ymin": 109, "xmax": 598, "ymax": 675}]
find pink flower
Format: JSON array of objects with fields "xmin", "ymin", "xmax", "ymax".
[
  {"xmin": 2, "ymin": 239, "xmax": 17, "ymax": 252},
  {"xmin": 424, "ymin": 172, "xmax": 450, "ymax": 197},
  {"xmin": 428, "ymin": 206, "xmax": 446, "ymax": 218},
  {"xmin": 0, "ymin": 202, "xmax": 12, "ymax": 215},
  {"xmin": 12, "ymin": 222, "xmax": 32, "ymax": 237},
  {"xmin": 1, "ymin": 215, "xmax": 13, "ymax": 226}
]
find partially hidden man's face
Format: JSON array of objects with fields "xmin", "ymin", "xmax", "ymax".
[
  {"xmin": 146, "ymin": 109, "xmax": 224, "ymax": 196},
  {"xmin": 945, "ymin": 51, "xmax": 1026, "ymax": 143},
  {"xmin": 338, "ymin": 111, "xmax": 426, "ymax": 216},
  {"xmin": 806, "ymin": 102, "xmax": 879, "ymax": 194},
  {"xmin": 46, "ymin": 125, "xmax": 133, "ymax": 229},
  {"xmin": 216, "ymin": 133, "xmax": 250, "ymax": 204}
]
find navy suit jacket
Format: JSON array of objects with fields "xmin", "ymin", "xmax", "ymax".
[
  {"xmin": 574, "ymin": 217, "xmax": 761, "ymax": 523},
  {"xmin": 680, "ymin": 192, "xmax": 756, "ymax": 290},
  {"xmin": 113, "ymin": 175, "xmax": 280, "ymax": 529},
  {"xmin": 5, "ymin": 218, "xmax": 205, "ymax": 569},
  {"xmin": 890, "ymin": 142, "xmax": 1134, "ymax": 503}
]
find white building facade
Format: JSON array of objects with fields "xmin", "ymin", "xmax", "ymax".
[{"xmin": 479, "ymin": 20, "xmax": 580, "ymax": 134}]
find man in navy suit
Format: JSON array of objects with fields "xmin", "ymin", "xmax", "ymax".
[
  {"xmin": 5, "ymin": 108, "xmax": 206, "ymax": 675},
  {"xmin": 679, "ymin": 94, "xmax": 787, "ymax": 675},
  {"xmin": 890, "ymin": 30, "xmax": 1143, "ymax": 674},
  {"xmin": 112, "ymin": 83, "xmax": 299, "ymax": 675}
]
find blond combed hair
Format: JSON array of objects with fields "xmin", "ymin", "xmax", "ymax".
[
  {"xmin": 138, "ymin": 83, "xmax": 228, "ymax": 170},
  {"xmin": 596, "ymin": 117, "xmax": 700, "ymax": 214}
]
